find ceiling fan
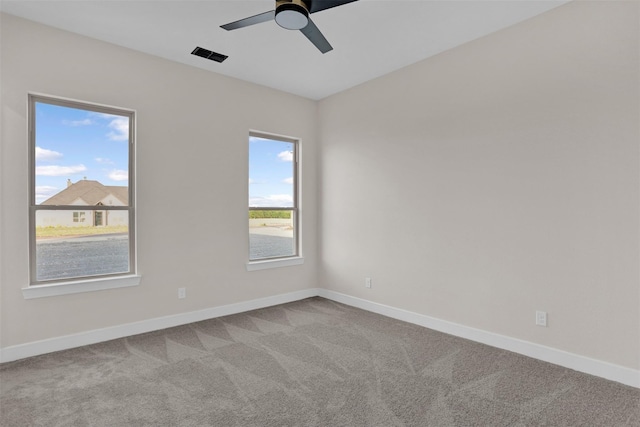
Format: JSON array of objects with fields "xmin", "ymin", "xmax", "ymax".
[{"xmin": 220, "ymin": 0, "xmax": 358, "ymax": 54}]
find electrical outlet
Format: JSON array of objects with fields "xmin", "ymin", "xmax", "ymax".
[
  {"xmin": 178, "ymin": 287, "xmax": 186, "ymax": 299},
  {"xmin": 536, "ymin": 310, "xmax": 547, "ymax": 327},
  {"xmin": 365, "ymin": 277, "xmax": 372, "ymax": 288}
]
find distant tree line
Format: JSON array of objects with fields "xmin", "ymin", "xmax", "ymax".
[{"xmin": 249, "ymin": 210, "xmax": 292, "ymax": 219}]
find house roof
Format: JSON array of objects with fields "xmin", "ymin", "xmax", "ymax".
[
  {"xmin": 107, "ymin": 186, "xmax": 129, "ymax": 205},
  {"xmin": 41, "ymin": 180, "xmax": 128, "ymax": 206}
]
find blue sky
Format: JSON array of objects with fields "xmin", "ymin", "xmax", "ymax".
[
  {"xmin": 249, "ymin": 136, "xmax": 295, "ymax": 208},
  {"xmin": 34, "ymin": 102, "xmax": 129, "ymax": 204}
]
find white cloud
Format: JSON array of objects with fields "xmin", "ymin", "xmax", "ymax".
[
  {"xmin": 35, "ymin": 186, "xmax": 59, "ymax": 203},
  {"xmin": 35, "ymin": 146, "xmax": 63, "ymax": 162},
  {"xmin": 249, "ymin": 194, "xmax": 294, "ymax": 208},
  {"xmin": 278, "ymin": 151, "xmax": 293, "ymax": 162},
  {"xmin": 62, "ymin": 112, "xmax": 130, "ymax": 140},
  {"xmin": 95, "ymin": 157, "xmax": 114, "ymax": 165},
  {"xmin": 63, "ymin": 118, "xmax": 93, "ymax": 126},
  {"xmin": 108, "ymin": 169, "xmax": 128, "ymax": 181},
  {"xmin": 107, "ymin": 117, "xmax": 129, "ymax": 141},
  {"xmin": 282, "ymin": 177, "xmax": 294, "ymax": 184},
  {"xmin": 249, "ymin": 136, "xmax": 272, "ymax": 144},
  {"xmin": 36, "ymin": 164, "xmax": 87, "ymax": 176}
]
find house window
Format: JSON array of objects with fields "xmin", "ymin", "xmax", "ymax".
[
  {"xmin": 94, "ymin": 211, "xmax": 104, "ymax": 227},
  {"xmin": 72, "ymin": 212, "xmax": 86, "ymax": 223},
  {"xmin": 248, "ymin": 132, "xmax": 299, "ymax": 261},
  {"xmin": 29, "ymin": 94, "xmax": 135, "ymax": 285}
]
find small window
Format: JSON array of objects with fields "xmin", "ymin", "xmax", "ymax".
[
  {"xmin": 29, "ymin": 95, "xmax": 136, "ymax": 285},
  {"xmin": 72, "ymin": 212, "xmax": 86, "ymax": 223},
  {"xmin": 248, "ymin": 132, "xmax": 299, "ymax": 261}
]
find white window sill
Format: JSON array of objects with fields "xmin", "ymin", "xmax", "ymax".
[
  {"xmin": 246, "ymin": 257, "xmax": 304, "ymax": 271},
  {"xmin": 22, "ymin": 274, "xmax": 141, "ymax": 299}
]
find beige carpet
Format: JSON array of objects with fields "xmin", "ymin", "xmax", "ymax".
[{"xmin": 1, "ymin": 297, "xmax": 638, "ymax": 426}]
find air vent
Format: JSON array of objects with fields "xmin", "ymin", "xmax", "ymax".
[{"xmin": 191, "ymin": 47, "xmax": 228, "ymax": 63}]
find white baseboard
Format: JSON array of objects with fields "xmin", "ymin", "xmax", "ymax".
[
  {"xmin": 0, "ymin": 288, "xmax": 319, "ymax": 364},
  {"xmin": 318, "ymin": 289, "xmax": 640, "ymax": 389},
  {"xmin": 1, "ymin": 287, "xmax": 638, "ymax": 389}
]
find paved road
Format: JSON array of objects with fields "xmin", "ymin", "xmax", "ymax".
[
  {"xmin": 36, "ymin": 234, "xmax": 129, "ymax": 281},
  {"xmin": 37, "ymin": 233, "xmax": 294, "ymax": 280},
  {"xmin": 249, "ymin": 234, "xmax": 294, "ymax": 260}
]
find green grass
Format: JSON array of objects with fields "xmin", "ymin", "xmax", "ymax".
[
  {"xmin": 36, "ymin": 225, "xmax": 128, "ymax": 238},
  {"xmin": 249, "ymin": 210, "xmax": 291, "ymax": 219}
]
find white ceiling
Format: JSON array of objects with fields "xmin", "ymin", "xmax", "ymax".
[{"xmin": 0, "ymin": 0, "xmax": 568, "ymax": 100}]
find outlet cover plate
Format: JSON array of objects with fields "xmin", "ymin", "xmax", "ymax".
[{"xmin": 536, "ymin": 310, "xmax": 547, "ymax": 327}]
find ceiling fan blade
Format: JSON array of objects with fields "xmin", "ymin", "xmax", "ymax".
[
  {"xmin": 221, "ymin": 10, "xmax": 275, "ymax": 31},
  {"xmin": 300, "ymin": 18, "xmax": 333, "ymax": 53},
  {"xmin": 308, "ymin": 0, "xmax": 358, "ymax": 14}
]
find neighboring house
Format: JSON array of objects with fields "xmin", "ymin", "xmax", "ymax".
[{"xmin": 37, "ymin": 179, "xmax": 128, "ymax": 227}]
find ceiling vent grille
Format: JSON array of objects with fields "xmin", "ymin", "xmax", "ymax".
[{"xmin": 191, "ymin": 47, "xmax": 228, "ymax": 63}]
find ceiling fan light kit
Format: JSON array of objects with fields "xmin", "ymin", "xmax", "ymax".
[
  {"xmin": 220, "ymin": 0, "xmax": 358, "ymax": 54},
  {"xmin": 275, "ymin": 0, "xmax": 309, "ymax": 30}
]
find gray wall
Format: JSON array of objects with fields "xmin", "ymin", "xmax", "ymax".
[
  {"xmin": 2, "ymin": 1, "xmax": 639, "ymax": 373},
  {"xmin": 318, "ymin": 1, "xmax": 639, "ymax": 370},
  {"xmin": 0, "ymin": 13, "xmax": 318, "ymax": 347}
]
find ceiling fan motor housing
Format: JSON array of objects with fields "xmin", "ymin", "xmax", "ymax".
[{"xmin": 275, "ymin": 0, "xmax": 311, "ymax": 30}]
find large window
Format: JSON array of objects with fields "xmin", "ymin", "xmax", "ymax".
[
  {"xmin": 29, "ymin": 95, "xmax": 135, "ymax": 285},
  {"xmin": 249, "ymin": 133, "xmax": 298, "ymax": 261}
]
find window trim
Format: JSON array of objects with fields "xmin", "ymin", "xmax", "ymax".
[
  {"xmin": 22, "ymin": 275, "xmax": 141, "ymax": 299},
  {"xmin": 247, "ymin": 130, "xmax": 302, "ymax": 268},
  {"xmin": 246, "ymin": 256, "xmax": 304, "ymax": 271},
  {"xmin": 27, "ymin": 93, "xmax": 137, "ymax": 288}
]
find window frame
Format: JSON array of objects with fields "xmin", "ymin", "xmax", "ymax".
[
  {"xmin": 27, "ymin": 94, "xmax": 137, "ymax": 289},
  {"xmin": 72, "ymin": 212, "xmax": 86, "ymax": 223},
  {"xmin": 247, "ymin": 131, "xmax": 302, "ymax": 267}
]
